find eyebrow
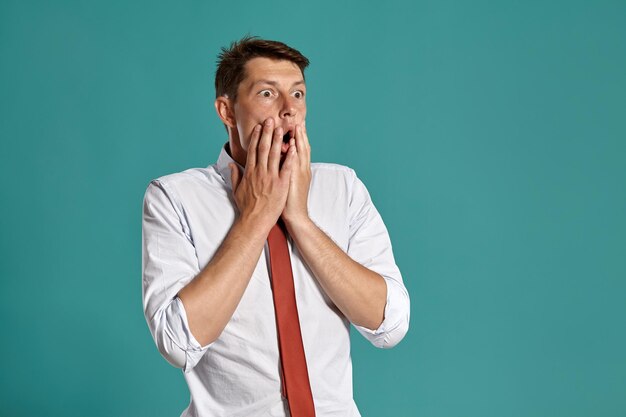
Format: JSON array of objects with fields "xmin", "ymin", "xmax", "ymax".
[{"xmin": 251, "ymin": 79, "xmax": 306, "ymax": 89}]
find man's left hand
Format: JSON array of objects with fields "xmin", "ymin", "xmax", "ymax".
[{"xmin": 282, "ymin": 122, "xmax": 311, "ymax": 225}]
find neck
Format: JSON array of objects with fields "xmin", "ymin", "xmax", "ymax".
[{"xmin": 228, "ymin": 134, "xmax": 247, "ymax": 167}]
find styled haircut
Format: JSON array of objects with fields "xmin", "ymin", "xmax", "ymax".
[{"xmin": 215, "ymin": 35, "xmax": 310, "ymax": 102}]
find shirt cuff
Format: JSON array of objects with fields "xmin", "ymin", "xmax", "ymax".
[
  {"xmin": 164, "ymin": 297, "xmax": 212, "ymax": 373},
  {"xmin": 353, "ymin": 275, "xmax": 410, "ymax": 349}
]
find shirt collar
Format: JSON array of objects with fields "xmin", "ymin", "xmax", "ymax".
[{"xmin": 215, "ymin": 142, "xmax": 243, "ymax": 190}]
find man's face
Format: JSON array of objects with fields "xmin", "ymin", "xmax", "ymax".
[{"xmin": 228, "ymin": 57, "xmax": 307, "ymax": 164}]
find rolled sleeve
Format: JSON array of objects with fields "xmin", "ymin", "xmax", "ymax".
[
  {"xmin": 347, "ymin": 171, "xmax": 410, "ymax": 349},
  {"xmin": 353, "ymin": 275, "xmax": 411, "ymax": 349},
  {"xmin": 152, "ymin": 297, "xmax": 211, "ymax": 372},
  {"xmin": 142, "ymin": 180, "xmax": 211, "ymax": 371}
]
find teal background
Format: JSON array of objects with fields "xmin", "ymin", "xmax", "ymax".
[{"xmin": 1, "ymin": 0, "xmax": 625, "ymax": 416}]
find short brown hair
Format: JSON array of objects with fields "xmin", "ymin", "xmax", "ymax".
[{"xmin": 215, "ymin": 35, "xmax": 310, "ymax": 102}]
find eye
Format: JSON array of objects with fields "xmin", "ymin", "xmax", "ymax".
[
  {"xmin": 293, "ymin": 90, "xmax": 305, "ymax": 99},
  {"xmin": 259, "ymin": 89, "xmax": 274, "ymax": 98}
]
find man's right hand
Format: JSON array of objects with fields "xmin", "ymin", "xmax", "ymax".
[
  {"xmin": 177, "ymin": 119, "xmax": 297, "ymax": 347},
  {"xmin": 229, "ymin": 117, "xmax": 296, "ymax": 232}
]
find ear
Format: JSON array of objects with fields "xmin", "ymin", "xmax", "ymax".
[{"xmin": 214, "ymin": 96, "xmax": 236, "ymax": 128}]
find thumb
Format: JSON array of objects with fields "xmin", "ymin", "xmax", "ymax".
[{"xmin": 229, "ymin": 163, "xmax": 241, "ymax": 192}]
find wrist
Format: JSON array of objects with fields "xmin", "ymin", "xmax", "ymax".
[
  {"xmin": 236, "ymin": 211, "xmax": 277, "ymax": 239},
  {"xmin": 282, "ymin": 213, "xmax": 315, "ymax": 236}
]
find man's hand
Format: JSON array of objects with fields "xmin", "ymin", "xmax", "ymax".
[
  {"xmin": 229, "ymin": 117, "xmax": 297, "ymax": 231},
  {"xmin": 282, "ymin": 122, "xmax": 312, "ymax": 226},
  {"xmin": 177, "ymin": 118, "xmax": 298, "ymax": 347}
]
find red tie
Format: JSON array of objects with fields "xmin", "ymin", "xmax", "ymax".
[{"xmin": 267, "ymin": 220, "xmax": 316, "ymax": 417}]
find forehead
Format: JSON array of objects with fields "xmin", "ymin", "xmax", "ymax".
[{"xmin": 240, "ymin": 57, "xmax": 304, "ymax": 87}]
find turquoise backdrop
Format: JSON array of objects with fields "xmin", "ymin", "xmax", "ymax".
[{"xmin": 1, "ymin": 0, "xmax": 625, "ymax": 416}]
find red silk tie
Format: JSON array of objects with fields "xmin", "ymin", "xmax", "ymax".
[{"xmin": 267, "ymin": 221, "xmax": 316, "ymax": 417}]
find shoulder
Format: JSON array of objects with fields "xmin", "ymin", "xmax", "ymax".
[
  {"xmin": 310, "ymin": 162, "xmax": 373, "ymax": 189},
  {"xmin": 151, "ymin": 166, "xmax": 217, "ymax": 188},
  {"xmin": 311, "ymin": 162, "xmax": 357, "ymax": 182},
  {"xmin": 143, "ymin": 165, "xmax": 223, "ymax": 202},
  {"xmin": 310, "ymin": 162, "xmax": 358, "ymax": 195},
  {"xmin": 311, "ymin": 161, "xmax": 354, "ymax": 173},
  {"xmin": 309, "ymin": 162, "xmax": 373, "ymax": 203}
]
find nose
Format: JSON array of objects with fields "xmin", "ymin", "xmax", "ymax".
[{"xmin": 279, "ymin": 96, "xmax": 297, "ymax": 120}]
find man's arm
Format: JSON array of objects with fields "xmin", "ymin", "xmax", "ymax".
[
  {"xmin": 176, "ymin": 214, "xmax": 271, "ymax": 346},
  {"xmin": 286, "ymin": 218, "xmax": 387, "ymax": 330},
  {"xmin": 282, "ymin": 123, "xmax": 389, "ymax": 332},
  {"xmin": 178, "ymin": 118, "xmax": 296, "ymax": 346}
]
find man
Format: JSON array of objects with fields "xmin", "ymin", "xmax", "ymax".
[{"xmin": 142, "ymin": 36, "xmax": 410, "ymax": 417}]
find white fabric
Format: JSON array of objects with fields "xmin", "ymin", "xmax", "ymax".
[{"xmin": 142, "ymin": 144, "xmax": 410, "ymax": 417}]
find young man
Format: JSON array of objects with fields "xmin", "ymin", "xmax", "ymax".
[{"xmin": 142, "ymin": 36, "xmax": 410, "ymax": 417}]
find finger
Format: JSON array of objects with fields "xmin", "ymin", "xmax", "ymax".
[
  {"xmin": 295, "ymin": 124, "xmax": 310, "ymax": 166},
  {"xmin": 302, "ymin": 120, "xmax": 309, "ymax": 141},
  {"xmin": 300, "ymin": 123, "xmax": 311, "ymax": 152},
  {"xmin": 268, "ymin": 126, "xmax": 283, "ymax": 175},
  {"xmin": 229, "ymin": 163, "xmax": 241, "ymax": 192},
  {"xmin": 279, "ymin": 140, "xmax": 297, "ymax": 181},
  {"xmin": 246, "ymin": 124, "xmax": 261, "ymax": 168},
  {"xmin": 257, "ymin": 117, "xmax": 274, "ymax": 170}
]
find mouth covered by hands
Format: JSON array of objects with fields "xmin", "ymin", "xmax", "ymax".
[{"xmin": 229, "ymin": 117, "xmax": 311, "ymax": 231}]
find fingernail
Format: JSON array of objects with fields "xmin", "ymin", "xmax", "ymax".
[{"xmin": 265, "ymin": 118, "xmax": 273, "ymax": 126}]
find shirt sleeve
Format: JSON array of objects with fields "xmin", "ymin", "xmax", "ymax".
[
  {"xmin": 346, "ymin": 171, "xmax": 410, "ymax": 349},
  {"xmin": 142, "ymin": 179, "xmax": 210, "ymax": 372}
]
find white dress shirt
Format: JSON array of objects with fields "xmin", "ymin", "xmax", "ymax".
[{"xmin": 142, "ymin": 144, "xmax": 410, "ymax": 417}]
